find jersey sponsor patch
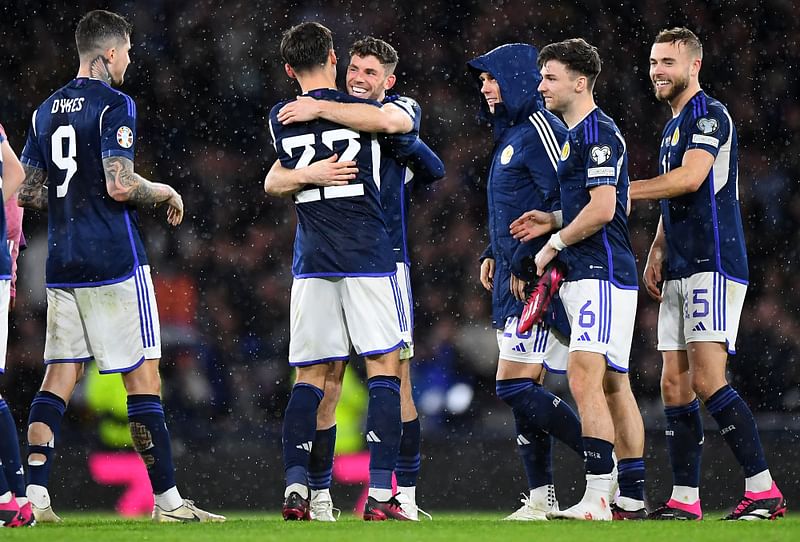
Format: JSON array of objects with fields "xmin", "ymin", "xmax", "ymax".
[
  {"xmin": 696, "ymin": 117, "xmax": 719, "ymax": 134},
  {"xmin": 691, "ymin": 134, "xmax": 719, "ymax": 147},
  {"xmin": 589, "ymin": 144, "xmax": 612, "ymax": 164},
  {"xmin": 116, "ymin": 126, "xmax": 133, "ymax": 148},
  {"xmin": 587, "ymin": 166, "xmax": 615, "ymax": 178},
  {"xmin": 560, "ymin": 141, "xmax": 570, "ymax": 161},
  {"xmin": 500, "ymin": 144, "xmax": 514, "ymax": 164}
]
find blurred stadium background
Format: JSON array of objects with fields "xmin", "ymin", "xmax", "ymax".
[{"xmin": 0, "ymin": 0, "xmax": 798, "ymax": 514}]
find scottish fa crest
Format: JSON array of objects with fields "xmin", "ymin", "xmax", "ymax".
[
  {"xmin": 560, "ymin": 141, "xmax": 570, "ymax": 161},
  {"xmin": 671, "ymin": 126, "xmax": 680, "ymax": 146},
  {"xmin": 500, "ymin": 145, "xmax": 514, "ymax": 165},
  {"xmin": 589, "ymin": 145, "xmax": 611, "ymax": 164}
]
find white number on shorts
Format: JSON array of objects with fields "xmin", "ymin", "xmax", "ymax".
[{"xmin": 51, "ymin": 125, "xmax": 78, "ymax": 198}]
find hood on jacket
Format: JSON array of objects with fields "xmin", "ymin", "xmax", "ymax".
[{"xmin": 467, "ymin": 43, "xmax": 544, "ymax": 139}]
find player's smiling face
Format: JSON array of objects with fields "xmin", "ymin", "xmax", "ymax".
[
  {"xmin": 537, "ymin": 60, "xmax": 573, "ymax": 114},
  {"xmin": 649, "ymin": 41, "xmax": 692, "ymax": 103},
  {"xmin": 347, "ymin": 54, "xmax": 394, "ymax": 101},
  {"xmin": 479, "ymin": 72, "xmax": 502, "ymax": 114}
]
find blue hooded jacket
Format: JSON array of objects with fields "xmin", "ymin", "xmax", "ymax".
[{"xmin": 468, "ymin": 44, "xmax": 569, "ymax": 335}]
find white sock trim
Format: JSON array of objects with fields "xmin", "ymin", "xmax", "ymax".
[{"xmin": 155, "ymin": 486, "xmax": 183, "ymax": 511}]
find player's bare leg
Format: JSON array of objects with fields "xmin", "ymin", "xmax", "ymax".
[
  {"xmin": 604, "ymin": 371, "xmax": 647, "ymax": 519},
  {"xmin": 26, "ymin": 362, "xmax": 83, "ymax": 523},
  {"xmin": 307, "ymin": 362, "xmax": 345, "ymax": 521},
  {"xmin": 123, "ymin": 359, "xmax": 224, "ymax": 523},
  {"xmin": 549, "ymin": 352, "xmax": 613, "ymax": 520},
  {"xmin": 688, "ymin": 342, "xmax": 785, "ymax": 520}
]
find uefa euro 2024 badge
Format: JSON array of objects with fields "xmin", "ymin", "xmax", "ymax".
[{"xmin": 116, "ymin": 126, "xmax": 134, "ymax": 148}]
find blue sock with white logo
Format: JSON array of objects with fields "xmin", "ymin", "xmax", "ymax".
[
  {"xmin": 617, "ymin": 458, "xmax": 646, "ymax": 502},
  {"xmin": 127, "ymin": 395, "xmax": 177, "ymax": 494},
  {"xmin": 583, "ymin": 437, "xmax": 614, "ymax": 475},
  {"xmin": 514, "ymin": 411, "xmax": 553, "ymax": 489},
  {"xmin": 366, "ymin": 376, "xmax": 401, "ymax": 491},
  {"xmin": 308, "ymin": 425, "xmax": 336, "ymax": 491},
  {"xmin": 664, "ymin": 399, "xmax": 703, "ymax": 488},
  {"xmin": 27, "ymin": 391, "xmax": 67, "ymax": 488},
  {"xmin": 0, "ymin": 399, "xmax": 25, "ymax": 497},
  {"xmin": 495, "ymin": 378, "xmax": 583, "ymax": 457},
  {"xmin": 396, "ymin": 418, "xmax": 421, "ymax": 488},
  {"xmin": 705, "ymin": 385, "xmax": 768, "ymax": 477},
  {"xmin": 282, "ymin": 383, "xmax": 324, "ymax": 490}
]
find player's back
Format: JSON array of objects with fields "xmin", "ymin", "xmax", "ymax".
[
  {"xmin": 269, "ymin": 89, "xmax": 395, "ymax": 278},
  {"xmin": 21, "ymin": 77, "xmax": 147, "ymax": 286}
]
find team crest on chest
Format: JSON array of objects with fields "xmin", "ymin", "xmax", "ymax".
[
  {"xmin": 671, "ymin": 126, "xmax": 680, "ymax": 146},
  {"xmin": 116, "ymin": 126, "xmax": 134, "ymax": 148},
  {"xmin": 500, "ymin": 144, "xmax": 514, "ymax": 165},
  {"xmin": 560, "ymin": 141, "xmax": 570, "ymax": 161},
  {"xmin": 696, "ymin": 117, "xmax": 718, "ymax": 134},
  {"xmin": 589, "ymin": 145, "xmax": 612, "ymax": 164}
]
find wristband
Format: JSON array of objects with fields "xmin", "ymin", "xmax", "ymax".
[
  {"xmin": 552, "ymin": 210, "xmax": 563, "ymax": 229},
  {"xmin": 548, "ymin": 232, "xmax": 567, "ymax": 251}
]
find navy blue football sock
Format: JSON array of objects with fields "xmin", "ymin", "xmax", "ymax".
[
  {"xmin": 282, "ymin": 383, "xmax": 324, "ymax": 488},
  {"xmin": 583, "ymin": 437, "xmax": 614, "ymax": 475},
  {"xmin": 617, "ymin": 457, "xmax": 645, "ymax": 501},
  {"xmin": 366, "ymin": 376, "xmax": 401, "ymax": 490},
  {"xmin": 705, "ymin": 385, "xmax": 768, "ymax": 477},
  {"xmin": 0, "ymin": 399, "xmax": 25, "ymax": 496},
  {"xmin": 27, "ymin": 391, "xmax": 67, "ymax": 488},
  {"xmin": 127, "ymin": 395, "xmax": 177, "ymax": 494},
  {"xmin": 664, "ymin": 399, "xmax": 703, "ymax": 487},
  {"xmin": 513, "ymin": 409, "xmax": 553, "ymax": 489},
  {"xmin": 308, "ymin": 425, "xmax": 336, "ymax": 490},
  {"xmin": 396, "ymin": 418, "xmax": 421, "ymax": 487},
  {"xmin": 496, "ymin": 378, "xmax": 583, "ymax": 457}
]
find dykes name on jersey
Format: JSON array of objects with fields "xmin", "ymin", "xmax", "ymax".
[{"xmin": 51, "ymin": 97, "xmax": 85, "ymax": 114}]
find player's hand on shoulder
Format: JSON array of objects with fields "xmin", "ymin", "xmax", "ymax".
[
  {"xmin": 643, "ymin": 244, "xmax": 665, "ymax": 302},
  {"xmin": 480, "ymin": 257, "xmax": 495, "ymax": 292},
  {"xmin": 510, "ymin": 209, "xmax": 556, "ymax": 242},
  {"xmin": 304, "ymin": 154, "xmax": 357, "ymax": 186},
  {"xmin": 278, "ymin": 96, "xmax": 322, "ymax": 125},
  {"xmin": 165, "ymin": 187, "xmax": 184, "ymax": 226}
]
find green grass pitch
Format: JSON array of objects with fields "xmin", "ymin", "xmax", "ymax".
[{"xmin": 2, "ymin": 512, "xmax": 797, "ymax": 541}]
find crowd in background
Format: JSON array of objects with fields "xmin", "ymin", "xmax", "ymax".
[{"xmin": 0, "ymin": 0, "xmax": 798, "ymax": 450}]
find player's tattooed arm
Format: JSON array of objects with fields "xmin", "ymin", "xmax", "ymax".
[
  {"xmin": 278, "ymin": 97, "xmax": 413, "ymax": 134},
  {"xmin": 103, "ymin": 156, "xmax": 184, "ymax": 226},
  {"xmin": 17, "ymin": 164, "xmax": 48, "ymax": 211}
]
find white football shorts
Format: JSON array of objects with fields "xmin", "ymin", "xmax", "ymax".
[
  {"xmin": 44, "ymin": 265, "xmax": 161, "ymax": 373},
  {"xmin": 289, "ymin": 275, "xmax": 404, "ymax": 366},
  {"xmin": 658, "ymin": 271, "xmax": 746, "ymax": 354},
  {"xmin": 0, "ymin": 280, "xmax": 10, "ymax": 373},
  {"xmin": 560, "ymin": 279, "xmax": 638, "ymax": 372},
  {"xmin": 394, "ymin": 263, "xmax": 414, "ymax": 360},
  {"xmin": 496, "ymin": 316, "xmax": 569, "ymax": 373}
]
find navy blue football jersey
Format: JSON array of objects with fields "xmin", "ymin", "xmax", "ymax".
[
  {"xmin": 269, "ymin": 89, "xmax": 395, "ymax": 277},
  {"xmin": 557, "ymin": 108, "xmax": 637, "ymax": 289},
  {"xmin": 378, "ymin": 95, "xmax": 421, "ymax": 264},
  {"xmin": 0, "ymin": 126, "xmax": 11, "ymax": 279},
  {"xmin": 21, "ymin": 77, "xmax": 148, "ymax": 287},
  {"xmin": 658, "ymin": 91, "xmax": 747, "ymax": 283}
]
